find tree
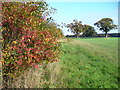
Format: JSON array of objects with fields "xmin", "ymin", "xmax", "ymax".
[
  {"xmin": 82, "ymin": 24, "xmax": 97, "ymax": 37},
  {"xmin": 94, "ymin": 18, "xmax": 117, "ymax": 37},
  {"xmin": 66, "ymin": 19, "xmax": 84, "ymax": 38}
]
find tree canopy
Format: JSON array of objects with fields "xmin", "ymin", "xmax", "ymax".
[
  {"xmin": 94, "ymin": 18, "xmax": 117, "ymax": 37},
  {"xmin": 66, "ymin": 19, "xmax": 84, "ymax": 37},
  {"xmin": 82, "ymin": 24, "xmax": 97, "ymax": 37}
]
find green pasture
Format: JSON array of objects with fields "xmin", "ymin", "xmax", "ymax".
[{"xmin": 58, "ymin": 37, "xmax": 119, "ymax": 88}]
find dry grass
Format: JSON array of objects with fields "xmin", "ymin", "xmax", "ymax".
[
  {"xmin": 0, "ymin": 61, "xmax": 2, "ymax": 89},
  {"xmin": 57, "ymin": 38, "xmax": 72, "ymax": 43},
  {"xmin": 7, "ymin": 61, "xmax": 61, "ymax": 88}
]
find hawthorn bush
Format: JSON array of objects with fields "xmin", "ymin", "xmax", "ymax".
[{"xmin": 1, "ymin": 1, "xmax": 62, "ymax": 81}]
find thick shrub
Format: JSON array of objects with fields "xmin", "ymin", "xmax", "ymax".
[{"xmin": 2, "ymin": 2, "xmax": 61, "ymax": 78}]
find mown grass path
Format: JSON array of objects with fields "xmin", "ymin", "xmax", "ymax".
[{"xmin": 59, "ymin": 38, "xmax": 118, "ymax": 88}]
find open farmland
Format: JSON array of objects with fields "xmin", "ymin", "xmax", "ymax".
[{"xmin": 59, "ymin": 37, "xmax": 119, "ymax": 88}]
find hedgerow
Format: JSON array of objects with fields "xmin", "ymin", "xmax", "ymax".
[{"xmin": 1, "ymin": 1, "xmax": 62, "ymax": 80}]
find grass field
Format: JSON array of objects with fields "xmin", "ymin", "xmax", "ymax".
[
  {"xmin": 58, "ymin": 37, "xmax": 119, "ymax": 88},
  {"xmin": 4, "ymin": 37, "xmax": 119, "ymax": 88}
]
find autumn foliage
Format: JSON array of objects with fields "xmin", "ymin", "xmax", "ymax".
[{"xmin": 1, "ymin": 2, "xmax": 62, "ymax": 77}]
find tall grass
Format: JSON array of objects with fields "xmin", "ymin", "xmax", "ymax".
[{"xmin": 5, "ymin": 61, "xmax": 61, "ymax": 88}]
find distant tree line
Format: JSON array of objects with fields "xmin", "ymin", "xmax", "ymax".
[
  {"xmin": 66, "ymin": 33, "xmax": 120, "ymax": 38},
  {"xmin": 65, "ymin": 18, "xmax": 117, "ymax": 38}
]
